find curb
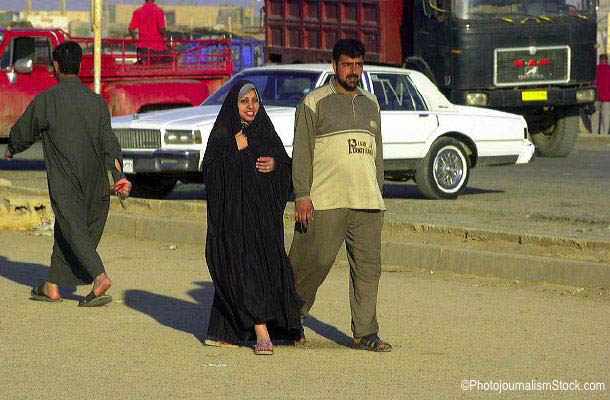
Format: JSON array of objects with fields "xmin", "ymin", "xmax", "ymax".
[{"xmin": 105, "ymin": 212, "xmax": 610, "ymax": 289}]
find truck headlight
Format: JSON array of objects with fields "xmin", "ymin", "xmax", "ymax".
[
  {"xmin": 576, "ymin": 89, "xmax": 596, "ymax": 103},
  {"xmin": 465, "ymin": 93, "xmax": 488, "ymax": 106},
  {"xmin": 164, "ymin": 130, "xmax": 194, "ymax": 144}
]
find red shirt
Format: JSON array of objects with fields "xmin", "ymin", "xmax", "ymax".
[
  {"xmin": 596, "ymin": 63, "xmax": 610, "ymax": 101},
  {"xmin": 129, "ymin": 2, "xmax": 166, "ymax": 51}
]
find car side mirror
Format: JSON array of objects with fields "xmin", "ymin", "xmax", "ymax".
[{"xmin": 14, "ymin": 58, "xmax": 33, "ymax": 74}]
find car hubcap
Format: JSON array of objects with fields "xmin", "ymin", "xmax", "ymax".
[{"xmin": 433, "ymin": 147, "xmax": 464, "ymax": 191}]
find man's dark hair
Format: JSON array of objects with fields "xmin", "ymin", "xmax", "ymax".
[
  {"xmin": 600, "ymin": 53, "xmax": 608, "ymax": 63},
  {"xmin": 52, "ymin": 41, "xmax": 82, "ymax": 75},
  {"xmin": 332, "ymin": 39, "xmax": 366, "ymax": 62}
]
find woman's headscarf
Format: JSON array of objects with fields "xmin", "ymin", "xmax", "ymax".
[{"xmin": 208, "ymin": 79, "xmax": 276, "ymax": 141}]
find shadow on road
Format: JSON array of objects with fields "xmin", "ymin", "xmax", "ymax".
[
  {"xmin": 303, "ymin": 316, "xmax": 353, "ymax": 347},
  {"xmin": 383, "ymin": 183, "xmax": 504, "ymax": 199},
  {"xmin": 123, "ymin": 281, "xmax": 214, "ymax": 344},
  {"xmin": 0, "ymin": 159, "xmax": 46, "ymax": 171},
  {"xmin": 0, "ymin": 255, "xmax": 78, "ymax": 299},
  {"xmin": 123, "ymin": 280, "xmax": 353, "ymax": 347}
]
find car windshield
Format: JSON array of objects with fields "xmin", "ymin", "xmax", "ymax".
[
  {"xmin": 202, "ymin": 70, "xmax": 322, "ymax": 107},
  {"xmin": 453, "ymin": 0, "xmax": 596, "ymax": 20}
]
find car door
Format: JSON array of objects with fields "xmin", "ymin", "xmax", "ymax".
[
  {"xmin": 0, "ymin": 35, "xmax": 58, "ymax": 136},
  {"xmin": 369, "ymin": 71, "xmax": 438, "ymax": 160}
]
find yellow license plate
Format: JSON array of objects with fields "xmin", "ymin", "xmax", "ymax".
[{"xmin": 522, "ymin": 91, "xmax": 548, "ymax": 101}]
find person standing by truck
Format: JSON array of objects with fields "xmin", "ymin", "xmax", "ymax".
[
  {"xmin": 289, "ymin": 39, "xmax": 392, "ymax": 352},
  {"xmin": 3, "ymin": 41, "xmax": 131, "ymax": 307},
  {"xmin": 129, "ymin": 0, "xmax": 167, "ymax": 63},
  {"xmin": 593, "ymin": 54, "xmax": 610, "ymax": 135}
]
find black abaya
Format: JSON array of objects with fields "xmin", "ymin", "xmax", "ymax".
[{"xmin": 202, "ymin": 80, "xmax": 303, "ymax": 343}]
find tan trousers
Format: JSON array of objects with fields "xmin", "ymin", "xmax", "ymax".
[{"xmin": 288, "ymin": 208, "xmax": 384, "ymax": 338}]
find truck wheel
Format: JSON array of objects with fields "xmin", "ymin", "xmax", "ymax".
[
  {"xmin": 128, "ymin": 174, "xmax": 177, "ymax": 199},
  {"xmin": 531, "ymin": 107, "xmax": 579, "ymax": 157},
  {"xmin": 415, "ymin": 137, "xmax": 470, "ymax": 200}
]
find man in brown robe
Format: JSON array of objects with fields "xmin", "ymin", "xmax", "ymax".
[{"xmin": 3, "ymin": 41, "xmax": 131, "ymax": 307}]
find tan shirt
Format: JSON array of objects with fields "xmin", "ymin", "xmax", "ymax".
[{"xmin": 292, "ymin": 79, "xmax": 385, "ymax": 211}]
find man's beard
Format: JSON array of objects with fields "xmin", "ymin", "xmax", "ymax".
[{"xmin": 337, "ymin": 74, "xmax": 360, "ymax": 91}]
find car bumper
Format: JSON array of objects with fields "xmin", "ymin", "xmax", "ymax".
[
  {"xmin": 516, "ymin": 140, "xmax": 535, "ymax": 164},
  {"xmin": 450, "ymin": 86, "xmax": 595, "ymax": 109},
  {"xmin": 122, "ymin": 150, "xmax": 201, "ymax": 174}
]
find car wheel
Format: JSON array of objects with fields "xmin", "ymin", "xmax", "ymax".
[
  {"xmin": 128, "ymin": 174, "xmax": 177, "ymax": 199},
  {"xmin": 415, "ymin": 137, "xmax": 470, "ymax": 199}
]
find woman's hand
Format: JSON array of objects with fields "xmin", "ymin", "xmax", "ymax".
[
  {"xmin": 256, "ymin": 156, "xmax": 275, "ymax": 173},
  {"xmin": 235, "ymin": 130, "xmax": 248, "ymax": 150}
]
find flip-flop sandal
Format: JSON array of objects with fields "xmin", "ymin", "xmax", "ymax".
[
  {"xmin": 78, "ymin": 291, "xmax": 112, "ymax": 307},
  {"xmin": 254, "ymin": 341, "xmax": 274, "ymax": 355},
  {"xmin": 204, "ymin": 339, "xmax": 239, "ymax": 348},
  {"xmin": 353, "ymin": 334, "xmax": 393, "ymax": 352},
  {"xmin": 30, "ymin": 285, "xmax": 62, "ymax": 303}
]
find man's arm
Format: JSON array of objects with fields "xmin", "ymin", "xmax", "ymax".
[
  {"xmin": 292, "ymin": 100, "xmax": 316, "ymax": 200},
  {"xmin": 292, "ymin": 99, "xmax": 317, "ymax": 226},
  {"xmin": 6, "ymin": 94, "xmax": 46, "ymax": 158},
  {"xmin": 128, "ymin": 12, "xmax": 138, "ymax": 39},
  {"xmin": 100, "ymin": 99, "xmax": 125, "ymax": 183},
  {"xmin": 375, "ymin": 112, "xmax": 384, "ymax": 192},
  {"xmin": 157, "ymin": 10, "xmax": 166, "ymax": 38}
]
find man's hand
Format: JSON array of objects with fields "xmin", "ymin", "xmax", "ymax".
[
  {"xmin": 114, "ymin": 178, "xmax": 132, "ymax": 198},
  {"xmin": 235, "ymin": 130, "xmax": 248, "ymax": 150},
  {"xmin": 295, "ymin": 197, "xmax": 314, "ymax": 227},
  {"xmin": 256, "ymin": 156, "xmax": 275, "ymax": 173},
  {"xmin": 3, "ymin": 147, "xmax": 13, "ymax": 160}
]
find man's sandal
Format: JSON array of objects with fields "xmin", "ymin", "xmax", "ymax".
[
  {"xmin": 30, "ymin": 285, "xmax": 62, "ymax": 302},
  {"xmin": 254, "ymin": 341, "xmax": 274, "ymax": 355},
  {"xmin": 353, "ymin": 334, "xmax": 393, "ymax": 352}
]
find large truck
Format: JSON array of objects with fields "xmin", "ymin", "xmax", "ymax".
[
  {"xmin": 0, "ymin": 28, "xmax": 234, "ymax": 137},
  {"xmin": 264, "ymin": 0, "xmax": 597, "ymax": 157}
]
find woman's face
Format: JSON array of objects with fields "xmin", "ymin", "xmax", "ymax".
[{"xmin": 238, "ymin": 89, "xmax": 260, "ymax": 122}]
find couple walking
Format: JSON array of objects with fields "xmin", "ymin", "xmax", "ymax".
[{"xmin": 202, "ymin": 39, "xmax": 392, "ymax": 355}]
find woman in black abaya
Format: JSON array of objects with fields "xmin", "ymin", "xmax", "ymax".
[{"xmin": 202, "ymin": 80, "xmax": 303, "ymax": 355}]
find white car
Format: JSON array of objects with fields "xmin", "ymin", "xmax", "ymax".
[{"xmin": 111, "ymin": 64, "xmax": 535, "ymax": 199}]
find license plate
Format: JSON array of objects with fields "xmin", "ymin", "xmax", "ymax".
[
  {"xmin": 522, "ymin": 91, "xmax": 548, "ymax": 101},
  {"xmin": 123, "ymin": 158, "xmax": 133, "ymax": 174}
]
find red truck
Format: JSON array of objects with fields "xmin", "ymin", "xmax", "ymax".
[
  {"xmin": 264, "ymin": 0, "xmax": 597, "ymax": 157},
  {"xmin": 0, "ymin": 28, "xmax": 234, "ymax": 137}
]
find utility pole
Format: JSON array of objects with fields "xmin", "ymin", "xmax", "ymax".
[
  {"xmin": 92, "ymin": 0, "xmax": 102, "ymax": 94},
  {"xmin": 26, "ymin": 0, "xmax": 32, "ymax": 15},
  {"xmin": 60, "ymin": 0, "xmax": 66, "ymax": 15}
]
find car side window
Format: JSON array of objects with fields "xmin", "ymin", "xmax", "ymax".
[
  {"xmin": 0, "ymin": 44, "xmax": 9, "ymax": 70},
  {"xmin": 33, "ymin": 37, "xmax": 52, "ymax": 66},
  {"xmin": 370, "ymin": 73, "xmax": 427, "ymax": 111}
]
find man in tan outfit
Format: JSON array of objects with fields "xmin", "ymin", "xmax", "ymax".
[{"xmin": 289, "ymin": 39, "xmax": 391, "ymax": 352}]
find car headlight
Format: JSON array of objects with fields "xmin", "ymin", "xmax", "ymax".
[
  {"xmin": 465, "ymin": 93, "xmax": 488, "ymax": 106},
  {"xmin": 164, "ymin": 130, "xmax": 194, "ymax": 145},
  {"xmin": 576, "ymin": 89, "xmax": 596, "ymax": 103}
]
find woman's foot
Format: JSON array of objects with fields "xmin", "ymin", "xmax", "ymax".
[{"xmin": 253, "ymin": 323, "xmax": 273, "ymax": 355}]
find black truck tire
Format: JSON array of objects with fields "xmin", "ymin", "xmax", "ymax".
[
  {"xmin": 531, "ymin": 107, "xmax": 579, "ymax": 158},
  {"xmin": 415, "ymin": 137, "xmax": 470, "ymax": 200},
  {"xmin": 128, "ymin": 174, "xmax": 177, "ymax": 199}
]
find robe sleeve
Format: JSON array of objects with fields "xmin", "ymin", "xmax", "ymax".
[
  {"xmin": 203, "ymin": 127, "xmax": 239, "ymax": 235},
  {"xmin": 99, "ymin": 98, "xmax": 126, "ymax": 182},
  {"xmin": 268, "ymin": 131, "xmax": 292, "ymax": 206},
  {"xmin": 8, "ymin": 93, "xmax": 48, "ymax": 155}
]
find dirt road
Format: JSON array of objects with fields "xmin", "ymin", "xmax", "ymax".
[{"xmin": 0, "ymin": 231, "xmax": 607, "ymax": 399}]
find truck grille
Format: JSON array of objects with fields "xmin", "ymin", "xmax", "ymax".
[
  {"xmin": 114, "ymin": 128, "xmax": 161, "ymax": 149},
  {"xmin": 494, "ymin": 46, "xmax": 570, "ymax": 86}
]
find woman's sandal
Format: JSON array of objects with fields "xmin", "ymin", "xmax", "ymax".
[
  {"xmin": 353, "ymin": 334, "xmax": 393, "ymax": 352},
  {"xmin": 254, "ymin": 341, "xmax": 274, "ymax": 355}
]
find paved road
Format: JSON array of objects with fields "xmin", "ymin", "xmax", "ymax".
[
  {"xmin": 0, "ymin": 231, "xmax": 608, "ymax": 399},
  {"xmin": 2, "ymin": 137, "xmax": 608, "ymax": 242}
]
